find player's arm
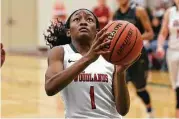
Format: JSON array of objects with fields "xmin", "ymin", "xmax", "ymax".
[
  {"xmin": 157, "ymin": 9, "xmax": 169, "ymax": 49},
  {"xmin": 113, "ymin": 67, "xmax": 130, "ymax": 116},
  {"xmin": 136, "ymin": 7, "xmax": 154, "ymax": 40},
  {"xmin": 45, "ymin": 29, "xmax": 110, "ymax": 96},
  {"xmin": 45, "ymin": 46, "xmax": 92, "ymax": 96}
]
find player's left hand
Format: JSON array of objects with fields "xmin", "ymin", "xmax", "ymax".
[
  {"xmin": 115, "ymin": 64, "xmax": 130, "ymax": 74},
  {"xmin": 115, "ymin": 53, "xmax": 142, "ymax": 73}
]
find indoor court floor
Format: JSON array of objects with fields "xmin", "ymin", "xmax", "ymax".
[{"xmin": 1, "ymin": 54, "xmax": 175, "ymax": 118}]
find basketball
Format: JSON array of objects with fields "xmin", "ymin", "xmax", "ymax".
[{"xmin": 102, "ymin": 20, "xmax": 143, "ymax": 65}]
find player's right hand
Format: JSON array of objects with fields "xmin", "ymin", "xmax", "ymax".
[
  {"xmin": 156, "ymin": 47, "xmax": 165, "ymax": 59},
  {"xmin": 85, "ymin": 28, "xmax": 111, "ymax": 63}
]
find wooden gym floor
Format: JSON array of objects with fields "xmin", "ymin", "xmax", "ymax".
[{"xmin": 1, "ymin": 54, "xmax": 175, "ymax": 118}]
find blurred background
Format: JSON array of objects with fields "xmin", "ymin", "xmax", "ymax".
[{"xmin": 1, "ymin": 0, "xmax": 177, "ymax": 118}]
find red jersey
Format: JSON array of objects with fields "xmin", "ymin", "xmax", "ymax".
[{"xmin": 93, "ymin": 6, "xmax": 110, "ymax": 29}]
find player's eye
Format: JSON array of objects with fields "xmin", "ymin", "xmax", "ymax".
[
  {"xmin": 73, "ymin": 18, "xmax": 80, "ymax": 22},
  {"xmin": 87, "ymin": 18, "xmax": 94, "ymax": 22}
]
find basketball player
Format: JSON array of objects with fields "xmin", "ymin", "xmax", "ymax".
[
  {"xmin": 44, "ymin": 9, "xmax": 131, "ymax": 118},
  {"xmin": 1, "ymin": 43, "xmax": 5, "ymax": 67},
  {"xmin": 113, "ymin": 0, "xmax": 154, "ymax": 117},
  {"xmin": 52, "ymin": 1, "xmax": 67, "ymax": 23},
  {"xmin": 157, "ymin": 0, "xmax": 179, "ymax": 117},
  {"xmin": 92, "ymin": 0, "xmax": 111, "ymax": 29}
]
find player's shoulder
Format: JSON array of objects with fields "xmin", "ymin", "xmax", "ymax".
[
  {"xmin": 48, "ymin": 46, "xmax": 64, "ymax": 54},
  {"xmin": 47, "ymin": 46, "xmax": 64, "ymax": 61},
  {"xmin": 163, "ymin": 6, "xmax": 175, "ymax": 18},
  {"xmin": 135, "ymin": 6, "xmax": 148, "ymax": 18},
  {"xmin": 166, "ymin": 6, "xmax": 176, "ymax": 14},
  {"xmin": 168, "ymin": 6, "xmax": 176, "ymax": 11},
  {"xmin": 136, "ymin": 6, "xmax": 146, "ymax": 13}
]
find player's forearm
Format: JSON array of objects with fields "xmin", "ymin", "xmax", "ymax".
[
  {"xmin": 142, "ymin": 31, "xmax": 154, "ymax": 41},
  {"xmin": 45, "ymin": 56, "xmax": 92, "ymax": 96},
  {"xmin": 157, "ymin": 34, "xmax": 166, "ymax": 48},
  {"xmin": 115, "ymin": 71, "xmax": 130, "ymax": 116}
]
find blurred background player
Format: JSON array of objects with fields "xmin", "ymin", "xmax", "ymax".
[
  {"xmin": 44, "ymin": 0, "xmax": 70, "ymax": 47},
  {"xmin": 145, "ymin": 5, "xmax": 169, "ymax": 71},
  {"xmin": 1, "ymin": 43, "xmax": 6, "ymax": 67},
  {"xmin": 145, "ymin": 15, "xmax": 165, "ymax": 70},
  {"xmin": 52, "ymin": 0, "xmax": 67, "ymax": 23},
  {"xmin": 157, "ymin": 0, "xmax": 179, "ymax": 117},
  {"xmin": 44, "ymin": 8, "xmax": 130, "ymax": 118},
  {"xmin": 113, "ymin": 0, "xmax": 154, "ymax": 117},
  {"xmin": 92, "ymin": 0, "xmax": 111, "ymax": 29}
]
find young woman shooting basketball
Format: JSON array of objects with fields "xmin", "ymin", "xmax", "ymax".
[{"xmin": 44, "ymin": 9, "xmax": 130, "ymax": 118}]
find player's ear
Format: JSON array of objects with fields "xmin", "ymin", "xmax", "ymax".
[{"xmin": 66, "ymin": 29, "xmax": 71, "ymax": 37}]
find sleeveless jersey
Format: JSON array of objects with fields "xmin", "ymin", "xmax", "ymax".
[
  {"xmin": 168, "ymin": 6, "xmax": 179, "ymax": 50},
  {"xmin": 113, "ymin": 4, "xmax": 144, "ymax": 34},
  {"xmin": 113, "ymin": 4, "xmax": 149, "ymax": 68},
  {"xmin": 60, "ymin": 44, "xmax": 122, "ymax": 118}
]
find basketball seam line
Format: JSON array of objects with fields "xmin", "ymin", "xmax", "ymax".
[
  {"xmin": 107, "ymin": 22, "xmax": 116, "ymax": 29},
  {"xmin": 102, "ymin": 21, "xmax": 116, "ymax": 61},
  {"xmin": 109, "ymin": 23, "xmax": 129, "ymax": 61},
  {"xmin": 113, "ymin": 28, "xmax": 138, "ymax": 63}
]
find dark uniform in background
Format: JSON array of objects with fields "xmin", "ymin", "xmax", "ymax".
[
  {"xmin": 113, "ymin": 3, "xmax": 149, "ymax": 90},
  {"xmin": 113, "ymin": 3, "xmax": 154, "ymax": 117}
]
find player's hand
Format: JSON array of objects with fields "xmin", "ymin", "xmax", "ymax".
[
  {"xmin": 115, "ymin": 64, "xmax": 130, "ymax": 74},
  {"xmin": 115, "ymin": 53, "xmax": 141, "ymax": 73},
  {"xmin": 156, "ymin": 47, "xmax": 165, "ymax": 59},
  {"xmin": 85, "ymin": 28, "xmax": 111, "ymax": 63}
]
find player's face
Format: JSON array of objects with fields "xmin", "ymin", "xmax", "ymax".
[
  {"xmin": 116, "ymin": 0, "xmax": 129, "ymax": 6},
  {"xmin": 98, "ymin": 0, "xmax": 106, "ymax": 6},
  {"xmin": 69, "ymin": 10, "xmax": 97, "ymax": 41},
  {"xmin": 174, "ymin": 0, "xmax": 179, "ymax": 6}
]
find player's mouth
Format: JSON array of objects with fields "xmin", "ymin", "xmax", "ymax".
[{"xmin": 79, "ymin": 27, "xmax": 89, "ymax": 32}]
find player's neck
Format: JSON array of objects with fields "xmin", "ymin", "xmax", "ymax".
[
  {"xmin": 119, "ymin": 2, "xmax": 130, "ymax": 13},
  {"xmin": 98, "ymin": 4, "xmax": 106, "ymax": 8},
  {"xmin": 71, "ymin": 40, "xmax": 91, "ymax": 55},
  {"xmin": 177, "ymin": 5, "xmax": 179, "ymax": 11}
]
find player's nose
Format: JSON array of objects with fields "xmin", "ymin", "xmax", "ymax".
[{"xmin": 79, "ymin": 18, "xmax": 88, "ymax": 26}]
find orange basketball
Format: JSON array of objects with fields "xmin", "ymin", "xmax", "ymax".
[{"xmin": 102, "ymin": 20, "xmax": 143, "ymax": 65}]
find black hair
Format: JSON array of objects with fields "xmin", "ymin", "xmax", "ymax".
[{"xmin": 44, "ymin": 8, "xmax": 100, "ymax": 49}]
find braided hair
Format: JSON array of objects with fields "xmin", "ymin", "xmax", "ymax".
[{"xmin": 44, "ymin": 8, "xmax": 100, "ymax": 49}]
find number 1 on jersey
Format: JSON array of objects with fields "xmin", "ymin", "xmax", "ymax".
[{"xmin": 89, "ymin": 86, "xmax": 96, "ymax": 109}]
